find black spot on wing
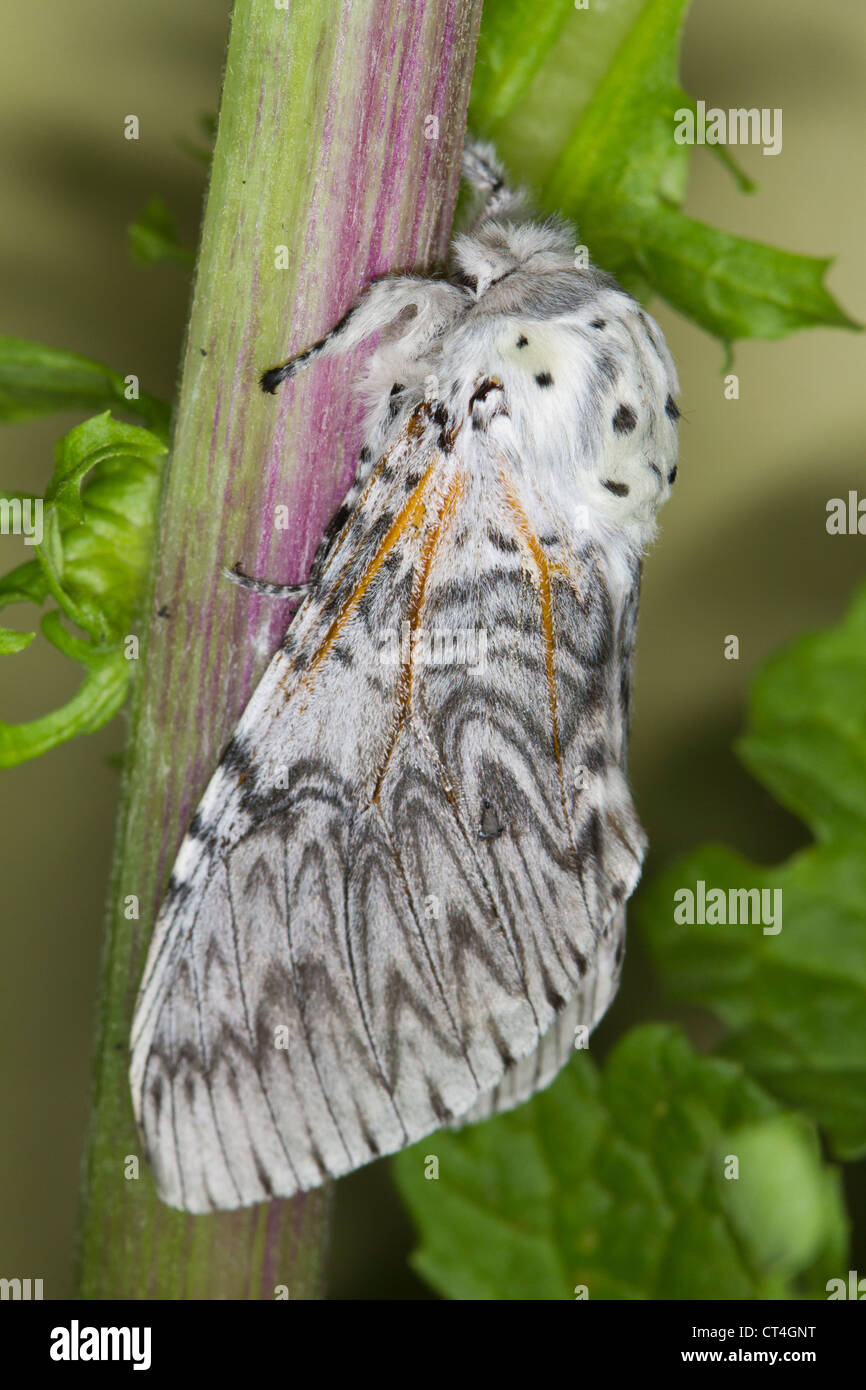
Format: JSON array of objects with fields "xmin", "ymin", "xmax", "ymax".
[
  {"xmin": 427, "ymin": 1085, "xmax": 455, "ymax": 1124},
  {"xmin": 164, "ymin": 872, "xmax": 193, "ymax": 911},
  {"xmin": 306, "ymin": 1145, "xmax": 331, "ymax": 1181},
  {"xmin": 324, "ymin": 502, "xmax": 351, "ymax": 537},
  {"xmin": 516, "ymin": 334, "xmax": 528, "ymax": 348},
  {"xmin": 358, "ymin": 1123, "xmax": 380, "ymax": 1158},
  {"xmin": 665, "ymin": 394, "xmax": 680, "ymax": 421},
  {"xmin": 369, "ymin": 510, "xmax": 395, "ymax": 541},
  {"xmin": 668, "ymin": 465, "xmax": 678, "ymax": 485},
  {"xmin": 593, "ymin": 352, "xmax": 619, "ymax": 390},
  {"xmin": 535, "ymin": 371, "xmax": 554, "ymax": 388},
  {"xmin": 590, "ymin": 318, "xmax": 606, "ymax": 329},
  {"xmin": 581, "ymin": 807, "xmax": 603, "ymax": 863},
  {"xmin": 486, "ymin": 526, "xmax": 519, "ymax": 553},
  {"xmin": 187, "ymin": 810, "xmax": 216, "ymax": 848},
  {"xmin": 572, "ymin": 951, "xmax": 588, "ymax": 977},
  {"xmin": 149, "ymin": 1074, "xmax": 163, "ymax": 1121},
  {"xmin": 485, "ymin": 1014, "xmax": 518, "ymax": 1071},
  {"xmin": 581, "ymin": 743, "xmax": 608, "ymax": 775},
  {"xmin": 479, "ymin": 801, "xmax": 505, "ymax": 840},
  {"xmin": 309, "ymin": 498, "xmax": 353, "ymax": 584},
  {"xmin": 388, "ymin": 383, "xmax": 406, "ymax": 418},
  {"xmin": 603, "ymin": 480, "xmax": 630, "ymax": 498},
  {"xmin": 612, "ymin": 403, "xmax": 637, "ymax": 434},
  {"xmin": 222, "ymin": 734, "xmax": 251, "ymax": 775},
  {"xmin": 545, "ymin": 985, "xmax": 567, "ymax": 1011},
  {"xmin": 468, "ymin": 378, "xmax": 502, "ymax": 410}
]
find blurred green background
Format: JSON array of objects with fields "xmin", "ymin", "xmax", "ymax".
[{"xmin": 1, "ymin": 0, "xmax": 864, "ymax": 1298}]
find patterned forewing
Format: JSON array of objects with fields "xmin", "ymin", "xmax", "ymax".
[{"xmin": 131, "ymin": 406, "xmax": 646, "ymax": 1210}]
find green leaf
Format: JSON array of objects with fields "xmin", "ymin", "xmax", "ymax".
[
  {"xmin": 0, "ymin": 557, "xmax": 49, "ymax": 608},
  {"xmin": 0, "ymin": 337, "xmax": 170, "ymax": 438},
  {"xmin": 568, "ymin": 203, "xmax": 856, "ymax": 343},
  {"xmin": 640, "ymin": 585, "xmax": 866, "ymax": 1157},
  {"xmin": 467, "ymin": 0, "xmax": 575, "ymax": 130},
  {"xmin": 0, "ymin": 626, "xmax": 34, "ymax": 654},
  {"xmin": 471, "ymin": 0, "xmax": 649, "ymax": 186},
  {"xmin": 0, "ymin": 411, "xmax": 166, "ymax": 765},
  {"xmin": 738, "ymin": 583, "xmax": 866, "ymax": 843},
  {"xmin": 128, "ymin": 196, "xmax": 195, "ymax": 269},
  {"xmin": 394, "ymin": 1025, "xmax": 846, "ymax": 1300},
  {"xmin": 720, "ymin": 1115, "xmax": 848, "ymax": 1286},
  {"xmin": 0, "ymin": 639, "xmax": 130, "ymax": 767},
  {"xmin": 37, "ymin": 413, "xmax": 167, "ymax": 642},
  {"xmin": 470, "ymin": 0, "xmax": 858, "ymax": 342}
]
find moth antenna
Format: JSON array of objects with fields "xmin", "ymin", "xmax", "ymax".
[{"xmin": 462, "ymin": 137, "xmax": 527, "ymax": 227}]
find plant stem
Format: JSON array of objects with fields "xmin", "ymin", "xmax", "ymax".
[{"xmin": 77, "ymin": 0, "xmax": 482, "ymax": 1299}]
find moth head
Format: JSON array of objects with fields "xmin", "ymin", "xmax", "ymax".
[{"xmin": 453, "ymin": 219, "xmax": 574, "ymax": 298}]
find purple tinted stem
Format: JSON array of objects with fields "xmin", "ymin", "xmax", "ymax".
[{"xmin": 78, "ymin": 0, "xmax": 482, "ymax": 1299}]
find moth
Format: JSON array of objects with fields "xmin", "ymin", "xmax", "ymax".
[{"xmin": 130, "ymin": 142, "xmax": 679, "ymax": 1212}]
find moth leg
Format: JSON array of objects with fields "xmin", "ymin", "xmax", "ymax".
[
  {"xmin": 461, "ymin": 138, "xmax": 525, "ymax": 226},
  {"xmin": 260, "ymin": 275, "xmax": 431, "ymax": 394},
  {"xmin": 225, "ymin": 503, "xmax": 356, "ymax": 597},
  {"xmin": 222, "ymin": 562, "xmax": 311, "ymax": 600}
]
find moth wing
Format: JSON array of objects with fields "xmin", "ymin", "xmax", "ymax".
[
  {"xmin": 131, "ymin": 410, "xmax": 645, "ymax": 1212},
  {"xmin": 377, "ymin": 463, "xmax": 645, "ymax": 1124},
  {"xmin": 460, "ymin": 907, "xmax": 625, "ymax": 1125},
  {"xmin": 130, "ymin": 420, "xmax": 514, "ymax": 1211}
]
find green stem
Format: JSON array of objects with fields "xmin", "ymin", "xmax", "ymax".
[{"xmin": 77, "ymin": 0, "xmax": 482, "ymax": 1299}]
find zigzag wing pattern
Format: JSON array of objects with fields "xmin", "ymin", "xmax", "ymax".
[{"xmin": 131, "ymin": 401, "xmax": 645, "ymax": 1211}]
